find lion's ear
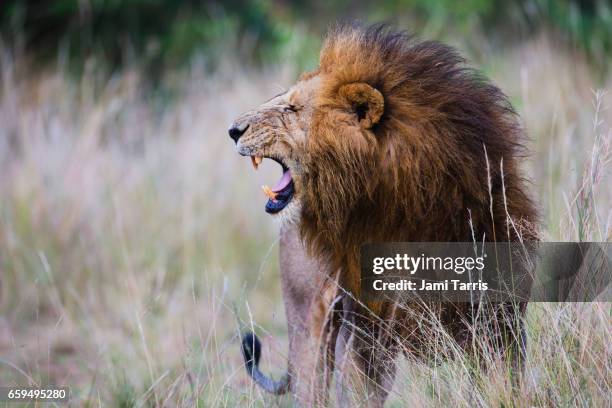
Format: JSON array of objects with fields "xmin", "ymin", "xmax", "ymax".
[{"xmin": 338, "ymin": 83, "xmax": 384, "ymax": 129}]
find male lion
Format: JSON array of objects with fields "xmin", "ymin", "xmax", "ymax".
[{"xmin": 229, "ymin": 24, "xmax": 537, "ymax": 406}]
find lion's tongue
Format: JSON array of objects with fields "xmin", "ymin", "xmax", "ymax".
[
  {"xmin": 262, "ymin": 169, "xmax": 292, "ymax": 201},
  {"xmin": 272, "ymin": 169, "xmax": 292, "ymax": 192}
]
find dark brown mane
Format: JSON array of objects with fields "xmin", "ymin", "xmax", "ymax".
[{"xmin": 300, "ymin": 24, "xmax": 538, "ymax": 294}]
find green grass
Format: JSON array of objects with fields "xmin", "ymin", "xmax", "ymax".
[{"xmin": 0, "ymin": 33, "xmax": 610, "ymax": 406}]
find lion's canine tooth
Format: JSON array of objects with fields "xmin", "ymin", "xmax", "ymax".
[
  {"xmin": 251, "ymin": 156, "xmax": 263, "ymax": 170},
  {"xmin": 262, "ymin": 185, "xmax": 278, "ymax": 201}
]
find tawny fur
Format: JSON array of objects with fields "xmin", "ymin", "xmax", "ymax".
[
  {"xmin": 300, "ymin": 25, "xmax": 538, "ymax": 296},
  {"xmin": 232, "ymin": 24, "xmax": 539, "ymax": 406}
]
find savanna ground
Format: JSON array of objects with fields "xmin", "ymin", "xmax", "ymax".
[{"xmin": 0, "ymin": 31, "xmax": 611, "ymax": 407}]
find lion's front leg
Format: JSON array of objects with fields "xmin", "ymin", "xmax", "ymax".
[
  {"xmin": 280, "ymin": 225, "xmax": 339, "ymax": 406},
  {"xmin": 285, "ymin": 280, "xmax": 339, "ymax": 406}
]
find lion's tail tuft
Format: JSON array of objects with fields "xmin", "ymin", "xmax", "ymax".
[{"xmin": 241, "ymin": 332, "xmax": 290, "ymax": 395}]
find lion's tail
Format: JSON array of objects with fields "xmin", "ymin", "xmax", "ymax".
[{"xmin": 241, "ymin": 332, "xmax": 290, "ymax": 395}]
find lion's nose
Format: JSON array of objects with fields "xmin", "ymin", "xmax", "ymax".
[{"xmin": 228, "ymin": 123, "xmax": 249, "ymax": 143}]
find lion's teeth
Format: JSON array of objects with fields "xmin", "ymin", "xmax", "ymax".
[
  {"xmin": 262, "ymin": 185, "xmax": 278, "ymax": 201},
  {"xmin": 251, "ymin": 156, "xmax": 263, "ymax": 170}
]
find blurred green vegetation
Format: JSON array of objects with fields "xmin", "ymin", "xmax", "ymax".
[
  {"xmin": 1, "ymin": 0, "xmax": 294, "ymax": 75},
  {"xmin": 1, "ymin": 0, "xmax": 611, "ymax": 76}
]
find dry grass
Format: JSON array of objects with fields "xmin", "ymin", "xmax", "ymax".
[{"xmin": 0, "ymin": 34, "xmax": 610, "ymax": 407}]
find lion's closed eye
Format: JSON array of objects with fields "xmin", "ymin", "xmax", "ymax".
[{"xmin": 284, "ymin": 104, "xmax": 299, "ymax": 113}]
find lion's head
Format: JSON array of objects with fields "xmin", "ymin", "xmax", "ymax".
[
  {"xmin": 228, "ymin": 70, "xmax": 321, "ymax": 223},
  {"xmin": 230, "ymin": 24, "xmax": 537, "ymax": 292}
]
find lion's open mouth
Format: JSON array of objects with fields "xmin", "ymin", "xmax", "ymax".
[{"xmin": 250, "ymin": 155, "xmax": 295, "ymax": 214}]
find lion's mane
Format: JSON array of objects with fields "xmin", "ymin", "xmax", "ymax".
[{"xmin": 299, "ymin": 25, "xmax": 538, "ymax": 294}]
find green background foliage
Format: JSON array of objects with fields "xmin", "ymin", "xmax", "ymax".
[
  {"xmin": 1, "ymin": 2, "xmax": 610, "ymax": 406},
  {"xmin": 2, "ymin": 0, "xmax": 611, "ymax": 75}
]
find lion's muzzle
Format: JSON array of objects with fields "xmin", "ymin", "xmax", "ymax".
[{"xmin": 228, "ymin": 122, "xmax": 249, "ymax": 143}]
